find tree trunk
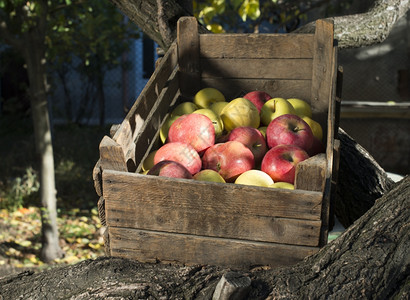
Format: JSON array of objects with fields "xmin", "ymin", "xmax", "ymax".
[
  {"xmin": 1, "ymin": 176, "xmax": 408, "ymax": 299},
  {"xmin": 21, "ymin": 29, "xmax": 63, "ymax": 263}
]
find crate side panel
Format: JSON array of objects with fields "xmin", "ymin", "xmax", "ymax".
[
  {"xmin": 199, "ymin": 34, "xmax": 314, "ymax": 59},
  {"xmin": 200, "ymin": 58, "xmax": 313, "ymax": 80},
  {"xmin": 108, "ymin": 227, "xmax": 319, "ymax": 269},
  {"xmin": 106, "ymin": 200, "xmax": 321, "ymax": 246},
  {"xmin": 201, "ymin": 78, "xmax": 311, "ymax": 100}
]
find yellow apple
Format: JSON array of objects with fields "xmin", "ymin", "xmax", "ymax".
[
  {"xmin": 209, "ymin": 101, "xmax": 229, "ymax": 116},
  {"xmin": 235, "ymin": 169, "xmax": 274, "ymax": 187},
  {"xmin": 170, "ymin": 102, "xmax": 198, "ymax": 117},
  {"xmin": 142, "ymin": 150, "xmax": 157, "ymax": 172},
  {"xmin": 193, "ymin": 169, "xmax": 226, "ymax": 183},
  {"xmin": 302, "ymin": 116, "xmax": 323, "ymax": 141},
  {"xmin": 260, "ymin": 98, "xmax": 296, "ymax": 126},
  {"xmin": 159, "ymin": 115, "xmax": 179, "ymax": 143},
  {"xmin": 269, "ymin": 182, "xmax": 295, "ymax": 189},
  {"xmin": 193, "ymin": 108, "xmax": 224, "ymax": 137},
  {"xmin": 287, "ymin": 98, "xmax": 312, "ymax": 118},
  {"xmin": 194, "ymin": 87, "xmax": 226, "ymax": 109},
  {"xmin": 220, "ymin": 98, "xmax": 260, "ymax": 132},
  {"xmin": 258, "ymin": 126, "xmax": 267, "ymax": 138}
]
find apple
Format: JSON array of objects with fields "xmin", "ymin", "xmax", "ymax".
[
  {"xmin": 209, "ymin": 101, "xmax": 229, "ymax": 116},
  {"xmin": 266, "ymin": 114, "xmax": 314, "ymax": 151},
  {"xmin": 227, "ymin": 126, "xmax": 267, "ymax": 165},
  {"xmin": 193, "ymin": 169, "xmax": 226, "ymax": 183},
  {"xmin": 154, "ymin": 142, "xmax": 202, "ymax": 175},
  {"xmin": 269, "ymin": 182, "xmax": 295, "ymax": 190},
  {"xmin": 168, "ymin": 113, "xmax": 215, "ymax": 154},
  {"xmin": 287, "ymin": 98, "xmax": 312, "ymax": 118},
  {"xmin": 202, "ymin": 141, "xmax": 255, "ymax": 182},
  {"xmin": 194, "ymin": 87, "xmax": 226, "ymax": 109},
  {"xmin": 220, "ymin": 98, "xmax": 260, "ymax": 132},
  {"xmin": 261, "ymin": 144, "xmax": 309, "ymax": 184},
  {"xmin": 243, "ymin": 91, "xmax": 272, "ymax": 113},
  {"xmin": 170, "ymin": 101, "xmax": 198, "ymax": 117},
  {"xmin": 159, "ymin": 115, "xmax": 179, "ymax": 143},
  {"xmin": 302, "ymin": 116, "xmax": 323, "ymax": 141},
  {"xmin": 260, "ymin": 98, "xmax": 296, "ymax": 126},
  {"xmin": 235, "ymin": 169, "xmax": 274, "ymax": 187},
  {"xmin": 147, "ymin": 160, "xmax": 193, "ymax": 179},
  {"xmin": 193, "ymin": 108, "xmax": 224, "ymax": 137},
  {"xmin": 141, "ymin": 150, "xmax": 157, "ymax": 172}
]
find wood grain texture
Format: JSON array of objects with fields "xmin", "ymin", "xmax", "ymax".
[
  {"xmin": 295, "ymin": 154, "xmax": 327, "ymax": 193},
  {"xmin": 99, "ymin": 136, "xmax": 128, "ymax": 172},
  {"xmin": 199, "ymin": 34, "xmax": 315, "ymax": 59},
  {"xmin": 108, "ymin": 227, "xmax": 319, "ymax": 269}
]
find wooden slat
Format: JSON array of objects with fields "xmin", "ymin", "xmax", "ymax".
[
  {"xmin": 201, "ymin": 78, "xmax": 311, "ymax": 100},
  {"xmin": 295, "ymin": 153, "xmax": 327, "ymax": 192},
  {"xmin": 99, "ymin": 136, "xmax": 128, "ymax": 172},
  {"xmin": 103, "ymin": 170, "xmax": 323, "ymax": 221},
  {"xmin": 200, "ymin": 34, "xmax": 315, "ymax": 59},
  {"xmin": 111, "ymin": 42, "xmax": 178, "ymax": 164},
  {"xmin": 200, "ymin": 58, "xmax": 313, "ymax": 80},
  {"xmin": 108, "ymin": 227, "xmax": 319, "ymax": 269},
  {"xmin": 177, "ymin": 17, "xmax": 200, "ymax": 99}
]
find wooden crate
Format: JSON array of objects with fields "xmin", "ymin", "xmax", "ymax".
[{"xmin": 93, "ymin": 17, "xmax": 341, "ymax": 269}]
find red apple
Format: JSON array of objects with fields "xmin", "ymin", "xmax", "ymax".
[
  {"xmin": 202, "ymin": 141, "xmax": 255, "ymax": 182},
  {"xmin": 147, "ymin": 160, "xmax": 193, "ymax": 179},
  {"xmin": 266, "ymin": 114, "xmax": 314, "ymax": 151},
  {"xmin": 168, "ymin": 113, "xmax": 215, "ymax": 154},
  {"xmin": 154, "ymin": 142, "xmax": 202, "ymax": 175},
  {"xmin": 227, "ymin": 126, "xmax": 267, "ymax": 165},
  {"xmin": 243, "ymin": 91, "xmax": 272, "ymax": 113},
  {"xmin": 261, "ymin": 144, "xmax": 309, "ymax": 184}
]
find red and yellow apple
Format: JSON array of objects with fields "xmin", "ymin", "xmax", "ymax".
[
  {"xmin": 154, "ymin": 142, "xmax": 202, "ymax": 175},
  {"xmin": 193, "ymin": 108, "xmax": 224, "ymax": 137},
  {"xmin": 266, "ymin": 114, "xmax": 314, "ymax": 152},
  {"xmin": 243, "ymin": 90, "xmax": 272, "ymax": 113},
  {"xmin": 227, "ymin": 126, "xmax": 267, "ymax": 165},
  {"xmin": 193, "ymin": 169, "xmax": 226, "ymax": 183},
  {"xmin": 202, "ymin": 141, "xmax": 255, "ymax": 182},
  {"xmin": 147, "ymin": 160, "xmax": 193, "ymax": 179},
  {"xmin": 261, "ymin": 144, "xmax": 309, "ymax": 183},
  {"xmin": 168, "ymin": 113, "xmax": 215, "ymax": 154}
]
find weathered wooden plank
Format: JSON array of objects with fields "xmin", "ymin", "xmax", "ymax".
[
  {"xmin": 200, "ymin": 78, "xmax": 311, "ymax": 100},
  {"xmin": 99, "ymin": 136, "xmax": 128, "ymax": 172},
  {"xmin": 105, "ymin": 198, "xmax": 321, "ymax": 246},
  {"xmin": 295, "ymin": 153, "xmax": 327, "ymax": 192},
  {"xmin": 103, "ymin": 170, "xmax": 323, "ymax": 220},
  {"xmin": 200, "ymin": 58, "xmax": 313, "ymax": 80},
  {"xmin": 112, "ymin": 42, "xmax": 178, "ymax": 161},
  {"xmin": 177, "ymin": 17, "xmax": 200, "ymax": 98},
  {"xmin": 92, "ymin": 160, "xmax": 102, "ymax": 197},
  {"xmin": 199, "ymin": 34, "xmax": 315, "ymax": 59},
  {"xmin": 108, "ymin": 227, "xmax": 319, "ymax": 269}
]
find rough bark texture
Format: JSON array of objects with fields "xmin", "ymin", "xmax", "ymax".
[
  {"xmin": 1, "ymin": 177, "xmax": 408, "ymax": 299},
  {"xmin": 335, "ymin": 128, "xmax": 394, "ymax": 228},
  {"xmin": 295, "ymin": 0, "xmax": 410, "ymax": 49}
]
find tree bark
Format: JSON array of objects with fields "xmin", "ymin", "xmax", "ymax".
[{"xmin": 1, "ymin": 176, "xmax": 408, "ymax": 299}]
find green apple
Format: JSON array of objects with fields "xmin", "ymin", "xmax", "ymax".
[
  {"xmin": 194, "ymin": 87, "xmax": 226, "ymax": 109},
  {"xmin": 142, "ymin": 150, "xmax": 157, "ymax": 172},
  {"xmin": 260, "ymin": 98, "xmax": 296, "ymax": 126},
  {"xmin": 193, "ymin": 169, "xmax": 226, "ymax": 183},
  {"xmin": 302, "ymin": 116, "xmax": 323, "ymax": 141},
  {"xmin": 235, "ymin": 169, "xmax": 274, "ymax": 187},
  {"xmin": 159, "ymin": 115, "xmax": 179, "ymax": 143},
  {"xmin": 209, "ymin": 101, "xmax": 229, "ymax": 116},
  {"xmin": 269, "ymin": 182, "xmax": 295, "ymax": 190},
  {"xmin": 170, "ymin": 102, "xmax": 198, "ymax": 117},
  {"xmin": 258, "ymin": 126, "xmax": 267, "ymax": 138},
  {"xmin": 220, "ymin": 98, "xmax": 260, "ymax": 132},
  {"xmin": 287, "ymin": 98, "xmax": 312, "ymax": 118},
  {"xmin": 193, "ymin": 108, "xmax": 224, "ymax": 137}
]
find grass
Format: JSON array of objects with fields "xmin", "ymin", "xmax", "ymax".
[{"xmin": 0, "ymin": 114, "xmax": 111, "ymax": 272}]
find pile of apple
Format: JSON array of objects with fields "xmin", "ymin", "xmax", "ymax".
[{"xmin": 142, "ymin": 87, "xmax": 325, "ymax": 189}]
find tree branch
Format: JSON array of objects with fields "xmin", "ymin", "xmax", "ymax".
[{"xmin": 295, "ymin": 0, "xmax": 410, "ymax": 48}]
